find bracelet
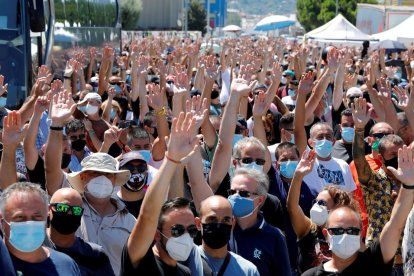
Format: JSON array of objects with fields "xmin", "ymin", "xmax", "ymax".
[
  {"xmin": 156, "ymin": 107, "xmax": 167, "ymax": 116},
  {"xmin": 87, "ymin": 129, "xmax": 95, "ymax": 135},
  {"xmin": 63, "ymin": 75, "xmax": 72, "ymax": 79},
  {"xmin": 165, "ymin": 153, "xmax": 181, "ymax": 164},
  {"xmin": 50, "ymin": 126, "xmax": 63, "ymax": 131},
  {"xmin": 403, "ymin": 184, "xmax": 414, "ymax": 190}
]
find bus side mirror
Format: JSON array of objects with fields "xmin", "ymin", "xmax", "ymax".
[{"xmin": 28, "ymin": 0, "xmax": 45, "ymax": 32}]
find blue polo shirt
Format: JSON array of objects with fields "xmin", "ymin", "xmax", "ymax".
[
  {"xmin": 272, "ymin": 170, "xmax": 318, "ymax": 272},
  {"xmin": 230, "ymin": 214, "xmax": 291, "ymax": 276}
]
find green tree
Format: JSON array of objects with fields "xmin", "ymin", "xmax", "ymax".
[
  {"xmin": 121, "ymin": 0, "xmax": 142, "ymax": 30},
  {"xmin": 297, "ymin": 0, "xmax": 377, "ymax": 32},
  {"xmin": 188, "ymin": 0, "xmax": 207, "ymax": 35}
]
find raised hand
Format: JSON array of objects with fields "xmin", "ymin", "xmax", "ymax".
[
  {"xmin": 50, "ymin": 90, "xmax": 77, "ymax": 126},
  {"xmin": 270, "ymin": 62, "xmax": 283, "ymax": 83},
  {"xmin": 204, "ymin": 56, "xmax": 219, "ymax": 81},
  {"xmin": 392, "ymin": 85, "xmax": 412, "ymax": 112},
  {"xmin": 0, "ymin": 75, "xmax": 8, "ymax": 97},
  {"xmin": 2, "ymin": 111, "xmax": 29, "ymax": 147},
  {"xmin": 327, "ymin": 47, "xmax": 339, "ymax": 71},
  {"xmin": 376, "ymin": 77, "xmax": 393, "ymax": 103},
  {"xmin": 103, "ymin": 126, "xmax": 121, "ymax": 146},
  {"xmin": 230, "ymin": 78, "xmax": 257, "ymax": 97},
  {"xmin": 64, "ymin": 59, "xmax": 75, "ymax": 77},
  {"xmin": 147, "ymin": 84, "xmax": 164, "ymax": 111},
  {"xmin": 185, "ymin": 95, "xmax": 209, "ymax": 132},
  {"xmin": 38, "ymin": 65, "xmax": 52, "ymax": 84},
  {"xmin": 166, "ymin": 112, "xmax": 202, "ymax": 162},
  {"xmin": 34, "ymin": 96, "xmax": 49, "ymax": 115},
  {"xmin": 297, "ymin": 72, "xmax": 314, "ymax": 95},
  {"xmin": 295, "ymin": 150, "xmax": 316, "ymax": 177},
  {"xmin": 253, "ymin": 91, "xmax": 270, "ymax": 117},
  {"xmin": 173, "ymin": 72, "xmax": 189, "ymax": 94},
  {"xmin": 387, "ymin": 146, "xmax": 414, "ymax": 186},
  {"xmin": 89, "ymin": 47, "xmax": 97, "ymax": 60},
  {"xmin": 49, "ymin": 79, "xmax": 63, "ymax": 99},
  {"xmin": 351, "ymin": 98, "xmax": 372, "ymax": 129}
]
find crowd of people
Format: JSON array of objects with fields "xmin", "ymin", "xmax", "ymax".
[{"xmin": 0, "ymin": 36, "xmax": 414, "ymax": 276}]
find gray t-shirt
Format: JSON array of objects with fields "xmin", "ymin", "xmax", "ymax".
[{"xmin": 198, "ymin": 245, "xmax": 259, "ymax": 276}]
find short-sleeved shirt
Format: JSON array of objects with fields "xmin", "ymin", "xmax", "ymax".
[
  {"xmin": 402, "ymin": 207, "xmax": 414, "ymax": 274},
  {"xmin": 303, "ymin": 157, "xmax": 356, "ymax": 193},
  {"xmin": 332, "ymin": 141, "xmax": 353, "ymax": 164},
  {"xmin": 11, "ymin": 248, "xmax": 81, "ymax": 276},
  {"xmin": 120, "ymin": 243, "xmax": 191, "ymax": 276},
  {"xmin": 198, "ymin": 246, "xmax": 259, "ymax": 276},
  {"xmin": 53, "ymin": 237, "xmax": 114, "ymax": 276},
  {"xmin": 0, "ymin": 239, "xmax": 15, "ymax": 276},
  {"xmin": 302, "ymin": 241, "xmax": 392, "ymax": 276},
  {"xmin": 230, "ymin": 214, "xmax": 291, "ymax": 276}
]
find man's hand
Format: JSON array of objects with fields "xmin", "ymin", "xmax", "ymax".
[
  {"xmin": 2, "ymin": 111, "xmax": 29, "ymax": 148},
  {"xmin": 297, "ymin": 72, "xmax": 314, "ymax": 95},
  {"xmin": 387, "ymin": 146, "xmax": 414, "ymax": 187},
  {"xmin": 103, "ymin": 126, "xmax": 121, "ymax": 146},
  {"xmin": 204, "ymin": 56, "xmax": 219, "ymax": 81},
  {"xmin": 147, "ymin": 84, "xmax": 164, "ymax": 111},
  {"xmin": 185, "ymin": 95, "xmax": 209, "ymax": 132},
  {"xmin": 392, "ymin": 86, "xmax": 412, "ymax": 113},
  {"xmin": 230, "ymin": 78, "xmax": 257, "ymax": 97},
  {"xmin": 252, "ymin": 91, "xmax": 270, "ymax": 117},
  {"xmin": 0, "ymin": 75, "xmax": 8, "ymax": 97},
  {"xmin": 351, "ymin": 98, "xmax": 372, "ymax": 129},
  {"xmin": 38, "ymin": 65, "xmax": 52, "ymax": 84},
  {"xmin": 327, "ymin": 47, "xmax": 339, "ymax": 71},
  {"xmin": 376, "ymin": 77, "xmax": 393, "ymax": 103},
  {"xmin": 295, "ymin": 150, "xmax": 316, "ymax": 177},
  {"xmin": 173, "ymin": 72, "xmax": 189, "ymax": 94},
  {"xmin": 50, "ymin": 90, "xmax": 77, "ymax": 126},
  {"xmin": 34, "ymin": 96, "xmax": 49, "ymax": 115}
]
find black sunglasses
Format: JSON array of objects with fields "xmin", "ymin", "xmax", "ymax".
[
  {"xmin": 69, "ymin": 134, "xmax": 86, "ymax": 141},
  {"xmin": 228, "ymin": 189, "xmax": 259, "ymax": 198},
  {"xmin": 328, "ymin": 227, "xmax": 361, "ymax": 236},
  {"xmin": 312, "ymin": 199, "xmax": 328, "ymax": 207},
  {"xmin": 121, "ymin": 163, "xmax": 147, "ymax": 173},
  {"xmin": 235, "ymin": 157, "xmax": 266, "ymax": 166},
  {"xmin": 170, "ymin": 224, "xmax": 198, "ymax": 238},
  {"xmin": 371, "ymin": 132, "xmax": 392, "ymax": 139},
  {"xmin": 50, "ymin": 203, "xmax": 84, "ymax": 216}
]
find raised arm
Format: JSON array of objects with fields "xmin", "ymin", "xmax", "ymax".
[
  {"xmin": 352, "ymin": 98, "xmax": 373, "ymax": 185},
  {"xmin": 0, "ymin": 111, "xmax": 28, "ymax": 190},
  {"xmin": 380, "ymin": 146, "xmax": 414, "ymax": 263},
  {"xmin": 286, "ymin": 150, "xmax": 316, "ymax": 239},
  {"xmin": 392, "ymin": 85, "xmax": 414, "ymax": 139},
  {"xmin": 376, "ymin": 77, "xmax": 399, "ymax": 132},
  {"xmin": 332, "ymin": 50, "xmax": 346, "ymax": 111},
  {"xmin": 127, "ymin": 112, "xmax": 201, "ymax": 267},
  {"xmin": 45, "ymin": 89, "xmax": 77, "ymax": 196}
]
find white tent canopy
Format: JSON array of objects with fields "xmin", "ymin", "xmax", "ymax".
[
  {"xmin": 305, "ymin": 14, "xmax": 376, "ymax": 46},
  {"xmin": 372, "ymin": 14, "xmax": 414, "ymax": 46}
]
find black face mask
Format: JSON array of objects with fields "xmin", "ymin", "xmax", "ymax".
[
  {"xmin": 61, "ymin": 153, "xmax": 72, "ymax": 169},
  {"xmin": 50, "ymin": 211, "xmax": 81, "ymax": 235},
  {"xmin": 201, "ymin": 223, "xmax": 232, "ymax": 249},
  {"xmin": 124, "ymin": 172, "xmax": 147, "ymax": 192},
  {"xmin": 71, "ymin": 139, "xmax": 86, "ymax": 151},
  {"xmin": 384, "ymin": 156, "xmax": 398, "ymax": 170},
  {"xmin": 152, "ymin": 128, "xmax": 158, "ymax": 139},
  {"xmin": 211, "ymin": 90, "xmax": 220, "ymax": 99}
]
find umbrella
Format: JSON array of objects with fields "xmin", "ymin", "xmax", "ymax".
[
  {"xmin": 54, "ymin": 28, "xmax": 80, "ymax": 43},
  {"xmin": 200, "ymin": 43, "xmax": 221, "ymax": 54},
  {"xmin": 223, "ymin": 25, "xmax": 242, "ymax": 32},
  {"xmin": 254, "ymin": 15, "xmax": 295, "ymax": 31},
  {"xmin": 376, "ymin": 39, "xmax": 407, "ymax": 53}
]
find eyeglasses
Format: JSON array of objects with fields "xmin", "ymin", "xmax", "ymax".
[
  {"xmin": 371, "ymin": 132, "xmax": 392, "ymax": 139},
  {"xmin": 170, "ymin": 224, "xmax": 198, "ymax": 238},
  {"xmin": 69, "ymin": 134, "xmax": 86, "ymax": 141},
  {"xmin": 328, "ymin": 227, "xmax": 361, "ymax": 236},
  {"xmin": 50, "ymin": 203, "xmax": 84, "ymax": 216},
  {"xmin": 235, "ymin": 157, "xmax": 266, "ymax": 166},
  {"xmin": 166, "ymin": 80, "xmax": 175, "ymax": 85},
  {"xmin": 228, "ymin": 189, "xmax": 259, "ymax": 198},
  {"xmin": 109, "ymin": 82, "xmax": 122, "ymax": 86},
  {"xmin": 121, "ymin": 163, "xmax": 147, "ymax": 173},
  {"xmin": 348, "ymin": 96, "xmax": 360, "ymax": 103},
  {"xmin": 312, "ymin": 199, "xmax": 328, "ymax": 207}
]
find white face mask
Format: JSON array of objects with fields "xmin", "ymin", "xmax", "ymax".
[
  {"xmin": 85, "ymin": 104, "xmax": 99, "ymax": 115},
  {"xmin": 164, "ymin": 232, "xmax": 193, "ymax": 261},
  {"xmin": 329, "ymin": 233, "xmax": 360, "ymax": 259},
  {"xmin": 281, "ymin": 76, "xmax": 287, "ymax": 85},
  {"xmin": 310, "ymin": 203, "xmax": 328, "ymax": 226},
  {"xmin": 86, "ymin": 175, "xmax": 113, "ymax": 198}
]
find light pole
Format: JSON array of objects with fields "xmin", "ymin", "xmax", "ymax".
[
  {"xmin": 207, "ymin": 0, "xmax": 210, "ymax": 36},
  {"xmin": 336, "ymin": 0, "xmax": 339, "ymax": 15}
]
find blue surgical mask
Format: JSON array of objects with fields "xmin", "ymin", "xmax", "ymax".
[
  {"xmin": 110, "ymin": 109, "xmax": 117, "ymax": 120},
  {"xmin": 341, "ymin": 127, "xmax": 355, "ymax": 143},
  {"xmin": 240, "ymin": 161, "xmax": 263, "ymax": 171},
  {"xmin": 228, "ymin": 194, "xmax": 255, "ymax": 218},
  {"xmin": 138, "ymin": 150, "xmax": 151, "ymax": 163},
  {"xmin": 288, "ymin": 89, "xmax": 296, "ymax": 97},
  {"xmin": 111, "ymin": 84, "xmax": 122, "ymax": 94},
  {"xmin": 4, "ymin": 220, "xmax": 46, "ymax": 252},
  {"xmin": 279, "ymin": 160, "xmax": 299, "ymax": 179},
  {"xmin": 0, "ymin": 96, "xmax": 7, "ymax": 107},
  {"xmin": 314, "ymin": 139, "xmax": 333, "ymax": 158},
  {"xmin": 126, "ymin": 74, "xmax": 131, "ymax": 83},
  {"xmin": 77, "ymin": 105, "xmax": 87, "ymax": 113},
  {"xmin": 290, "ymin": 134, "xmax": 295, "ymax": 144}
]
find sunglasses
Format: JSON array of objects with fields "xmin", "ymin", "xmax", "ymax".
[
  {"xmin": 228, "ymin": 189, "xmax": 259, "ymax": 198},
  {"xmin": 170, "ymin": 224, "xmax": 198, "ymax": 238},
  {"xmin": 121, "ymin": 163, "xmax": 147, "ymax": 173},
  {"xmin": 348, "ymin": 96, "xmax": 360, "ymax": 103},
  {"xmin": 236, "ymin": 157, "xmax": 266, "ymax": 166},
  {"xmin": 69, "ymin": 134, "xmax": 86, "ymax": 141},
  {"xmin": 50, "ymin": 203, "xmax": 84, "ymax": 216},
  {"xmin": 312, "ymin": 199, "xmax": 328, "ymax": 207},
  {"xmin": 109, "ymin": 82, "xmax": 122, "ymax": 86},
  {"xmin": 371, "ymin": 132, "xmax": 392, "ymax": 139},
  {"xmin": 328, "ymin": 227, "xmax": 361, "ymax": 236},
  {"xmin": 118, "ymin": 120, "xmax": 138, "ymax": 129}
]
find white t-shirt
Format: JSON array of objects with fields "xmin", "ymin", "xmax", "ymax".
[{"xmin": 303, "ymin": 156, "xmax": 356, "ymax": 193}]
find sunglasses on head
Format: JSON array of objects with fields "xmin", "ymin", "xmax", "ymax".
[
  {"xmin": 170, "ymin": 224, "xmax": 198, "ymax": 238},
  {"xmin": 235, "ymin": 157, "xmax": 266, "ymax": 166},
  {"xmin": 328, "ymin": 227, "xmax": 361, "ymax": 236},
  {"xmin": 228, "ymin": 189, "xmax": 259, "ymax": 198},
  {"xmin": 312, "ymin": 199, "xmax": 328, "ymax": 207},
  {"xmin": 50, "ymin": 203, "xmax": 84, "ymax": 216}
]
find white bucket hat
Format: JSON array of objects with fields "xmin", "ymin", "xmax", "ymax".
[{"xmin": 67, "ymin": 152, "xmax": 130, "ymax": 193}]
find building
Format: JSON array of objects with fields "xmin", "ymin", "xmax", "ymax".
[
  {"xmin": 137, "ymin": 0, "xmax": 183, "ymax": 30},
  {"xmin": 201, "ymin": 0, "xmax": 227, "ymax": 28}
]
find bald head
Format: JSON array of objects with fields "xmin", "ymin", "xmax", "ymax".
[
  {"xmin": 50, "ymin": 188, "xmax": 83, "ymax": 207},
  {"xmin": 326, "ymin": 206, "xmax": 362, "ymax": 230},
  {"xmin": 370, "ymin": 122, "xmax": 393, "ymax": 136},
  {"xmin": 199, "ymin": 196, "xmax": 233, "ymax": 223}
]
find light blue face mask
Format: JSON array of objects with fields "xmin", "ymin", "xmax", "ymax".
[
  {"xmin": 138, "ymin": 150, "xmax": 151, "ymax": 163},
  {"xmin": 240, "ymin": 161, "xmax": 263, "ymax": 172},
  {"xmin": 0, "ymin": 96, "xmax": 7, "ymax": 107},
  {"xmin": 279, "ymin": 160, "xmax": 299, "ymax": 179},
  {"xmin": 5, "ymin": 220, "xmax": 46, "ymax": 252},
  {"xmin": 341, "ymin": 127, "xmax": 355, "ymax": 143},
  {"xmin": 288, "ymin": 89, "xmax": 296, "ymax": 97},
  {"xmin": 110, "ymin": 109, "xmax": 117, "ymax": 120},
  {"xmin": 111, "ymin": 84, "xmax": 122, "ymax": 94},
  {"xmin": 77, "ymin": 105, "xmax": 87, "ymax": 113},
  {"xmin": 314, "ymin": 139, "xmax": 333, "ymax": 158},
  {"xmin": 228, "ymin": 194, "xmax": 256, "ymax": 218}
]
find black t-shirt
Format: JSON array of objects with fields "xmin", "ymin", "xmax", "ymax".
[
  {"xmin": 26, "ymin": 155, "xmax": 46, "ymax": 191},
  {"xmin": 120, "ymin": 243, "xmax": 191, "ymax": 276},
  {"xmin": 119, "ymin": 197, "xmax": 143, "ymax": 218},
  {"xmin": 302, "ymin": 241, "xmax": 392, "ymax": 276},
  {"xmin": 297, "ymin": 228, "xmax": 331, "ymax": 274}
]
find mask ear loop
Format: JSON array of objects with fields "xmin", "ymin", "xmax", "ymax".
[{"xmin": 237, "ymin": 197, "xmax": 261, "ymax": 219}]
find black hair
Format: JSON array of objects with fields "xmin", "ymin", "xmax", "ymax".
[
  {"xmin": 158, "ymin": 197, "xmax": 191, "ymax": 229},
  {"xmin": 275, "ymin": 142, "xmax": 300, "ymax": 161},
  {"xmin": 64, "ymin": 119, "xmax": 85, "ymax": 134}
]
